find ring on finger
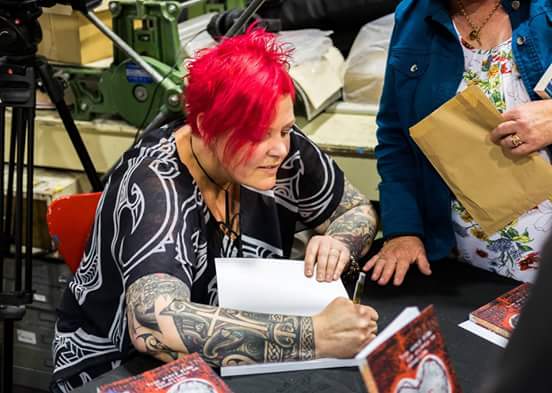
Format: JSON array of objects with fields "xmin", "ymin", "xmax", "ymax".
[
  {"xmin": 329, "ymin": 249, "xmax": 340, "ymax": 256},
  {"xmin": 510, "ymin": 134, "xmax": 524, "ymax": 148}
]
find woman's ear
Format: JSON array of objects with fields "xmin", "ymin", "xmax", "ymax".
[{"xmin": 196, "ymin": 113, "xmax": 205, "ymax": 136}]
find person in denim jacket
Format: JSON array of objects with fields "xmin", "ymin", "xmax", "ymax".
[{"xmin": 364, "ymin": 0, "xmax": 552, "ymax": 285}]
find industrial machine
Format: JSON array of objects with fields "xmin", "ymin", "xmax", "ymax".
[{"xmin": 57, "ymin": 0, "xmax": 248, "ymax": 128}]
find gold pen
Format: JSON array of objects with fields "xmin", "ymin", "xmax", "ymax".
[{"xmin": 352, "ymin": 272, "xmax": 366, "ymax": 304}]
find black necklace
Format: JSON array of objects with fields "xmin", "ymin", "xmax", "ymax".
[{"xmin": 189, "ymin": 137, "xmax": 238, "ymax": 237}]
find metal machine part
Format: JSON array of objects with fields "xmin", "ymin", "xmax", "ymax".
[{"xmin": 59, "ymin": 0, "xmax": 247, "ymax": 128}]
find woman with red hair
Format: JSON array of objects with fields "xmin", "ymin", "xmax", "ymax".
[{"xmin": 51, "ymin": 29, "xmax": 378, "ymax": 391}]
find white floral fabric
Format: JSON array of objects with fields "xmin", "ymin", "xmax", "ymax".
[{"xmin": 451, "ymin": 35, "xmax": 551, "ymax": 282}]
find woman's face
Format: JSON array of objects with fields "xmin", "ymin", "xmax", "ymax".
[{"xmin": 215, "ymin": 94, "xmax": 294, "ymax": 191}]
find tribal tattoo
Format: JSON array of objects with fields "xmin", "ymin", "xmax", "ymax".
[
  {"xmin": 317, "ymin": 179, "xmax": 378, "ymax": 259},
  {"xmin": 126, "ymin": 274, "xmax": 315, "ymax": 367}
]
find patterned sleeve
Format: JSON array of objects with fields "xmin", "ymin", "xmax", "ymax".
[
  {"xmin": 100, "ymin": 151, "xmax": 202, "ymax": 292},
  {"xmin": 275, "ymin": 127, "xmax": 345, "ymax": 229}
]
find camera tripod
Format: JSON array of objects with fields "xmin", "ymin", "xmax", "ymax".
[{"xmin": 0, "ymin": 7, "xmax": 101, "ymax": 392}]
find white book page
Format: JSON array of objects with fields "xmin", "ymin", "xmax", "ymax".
[
  {"xmin": 458, "ymin": 320, "xmax": 508, "ymax": 348},
  {"xmin": 215, "ymin": 258, "xmax": 349, "ymax": 317}
]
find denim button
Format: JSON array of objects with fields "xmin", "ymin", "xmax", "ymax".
[
  {"xmin": 410, "ymin": 64, "xmax": 418, "ymax": 73},
  {"xmin": 511, "ymin": 0, "xmax": 520, "ymax": 10},
  {"xmin": 516, "ymin": 35, "xmax": 526, "ymax": 46}
]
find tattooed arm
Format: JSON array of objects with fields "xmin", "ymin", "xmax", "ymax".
[
  {"xmin": 304, "ymin": 179, "xmax": 378, "ymax": 281},
  {"xmin": 319, "ymin": 178, "xmax": 378, "ymax": 257},
  {"xmin": 127, "ymin": 273, "xmax": 378, "ymax": 366},
  {"xmin": 127, "ymin": 273, "xmax": 314, "ymax": 366}
]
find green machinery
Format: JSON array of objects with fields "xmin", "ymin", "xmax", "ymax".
[{"xmin": 56, "ymin": 0, "xmax": 246, "ymax": 128}]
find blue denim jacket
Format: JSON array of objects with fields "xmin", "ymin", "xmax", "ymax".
[{"xmin": 375, "ymin": 0, "xmax": 552, "ymax": 260}]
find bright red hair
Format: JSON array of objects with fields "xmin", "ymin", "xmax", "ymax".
[{"xmin": 185, "ymin": 28, "xmax": 295, "ymax": 160}]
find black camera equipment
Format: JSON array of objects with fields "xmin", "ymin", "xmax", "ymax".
[
  {"xmin": 0, "ymin": 0, "xmax": 102, "ymax": 390},
  {"xmin": 206, "ymin": 0, "xmax": 281, "ymax": 39}
]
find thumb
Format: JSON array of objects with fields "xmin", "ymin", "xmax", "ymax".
[{"xmin": 416, "ymin": 251, "xmax": 432, "ymax": 276}]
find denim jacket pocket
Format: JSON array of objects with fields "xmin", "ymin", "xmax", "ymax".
[
  {"xmin": 387, "ymin": 51, "xmax": 433, "ymax": 128},
  {"xmin": 388, "ymin": 51, "xmax": 431, "ymax": 79}
]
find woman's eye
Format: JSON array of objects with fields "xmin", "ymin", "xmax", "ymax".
[{"xmin": 281, "ymin": 128, "xmax": 292, "ymax": 137}]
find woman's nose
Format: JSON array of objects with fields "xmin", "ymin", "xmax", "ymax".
[{"xmin": 268, "ymin": 137, "xmax": 289, "ymax": 157}]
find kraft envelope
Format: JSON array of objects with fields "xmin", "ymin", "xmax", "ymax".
[{"xmin": 410, "ymin": 85, "xmax": 552, "ymax": 235}]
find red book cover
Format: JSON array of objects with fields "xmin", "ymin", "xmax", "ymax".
[
  {"xmin": 360, "ymin": 306, "xmax": 461, "ymax": 393},
  {"xmin": 469, "ymin": 283, "xmax": 531, "ymax": 338},
  {"xmin": 98, "ymin": 353, "xmax": 233, "ymax": 393}
]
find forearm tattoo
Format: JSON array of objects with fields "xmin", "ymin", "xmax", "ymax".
[
  {"xmin": 126, "ymin": 274, "xmax": 315, "ymax": 367},
  {"xmin": 320, "ymin": 179, "xmax": 378, "ymax": 258}
]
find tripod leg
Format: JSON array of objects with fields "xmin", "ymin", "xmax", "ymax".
[
  {"xmin": 0, "ymin": 107, "xmax": 28, "ymax": 393},
  {"xmin": 4, "ymin": 110, "xmax": 18, "ymax": 249},
  {"xmin": 14, "ymin": 107, "xmax": 26, "ymax": 292},
  {"xmin": 36, "ymin": 59, "xmax": 102, "ymax": 192},
  {"xmin": 24, "ymin": 108, "xmax": 34, "ymax": 293},
  {"xmin": 0, "ymin": 107, "xmax": 4, "ymax": 293}
]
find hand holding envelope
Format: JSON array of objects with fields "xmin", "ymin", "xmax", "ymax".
[{"xmin": 410, "ymin": 85, "xmax": 552, "ymax": 235}]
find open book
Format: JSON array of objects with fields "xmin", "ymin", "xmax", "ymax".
[
  {"xmin": 290, "ymin": 46, "xmax": 344, "ymax": 121},
  {"xmin": 215, "ymin": 257, "xmax": 422, "ymax": 377}
]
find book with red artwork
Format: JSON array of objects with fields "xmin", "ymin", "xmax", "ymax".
[
  {"xmin": 469, "ymin": 283, "xmax": 531, "ymax": 338},
  {"xmin": 359, "ymin": 305, "xmax": 462, "ymax": 393},
  {"xmin": 98, "ymin": 353, "xmax": 233, "ymax": 393}
]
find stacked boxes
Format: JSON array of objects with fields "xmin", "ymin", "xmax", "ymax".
[
  {"xmin": 37, "ymin": 1, "xmax": 113, "ymax": 65},
  {"xmin": 1, "ymin": 258, "xmax": 72, "ymax": 391}
]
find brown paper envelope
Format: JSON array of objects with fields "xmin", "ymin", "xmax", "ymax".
[{"xmin": 410, "ymin": 85, "xmax": 552, "ymax": 235}]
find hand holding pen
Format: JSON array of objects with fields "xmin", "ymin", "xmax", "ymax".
[{"xmin": 352, "ymin": 272, "xmax": 379, "ymax": 339}]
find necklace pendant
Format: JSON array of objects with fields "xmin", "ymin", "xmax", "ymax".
[{"xmin": 469, "ymin": 30, "xmax": 479, "ymax": 41}]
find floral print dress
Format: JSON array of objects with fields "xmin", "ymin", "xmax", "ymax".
[{"xmin": 451, "ymin": 35, "xmax": 552, "ymax": 283}]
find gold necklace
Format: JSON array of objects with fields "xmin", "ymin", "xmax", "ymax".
[{"xmin": 457, "ymin": 0, "xmax": 502, "ymax": 46}]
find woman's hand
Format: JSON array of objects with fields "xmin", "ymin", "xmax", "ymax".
[
  {"xmin": 490, "ymin": 100, "xmax": 552, "ymax": 156},
  {"xmin": 363, "ymin": 236, "xmax": 431, "ymax": 286},
  {"xmin": 312, "ymin": 297, "xmax": 378, "ymax": 359},
  {"xmin": 304, "ymin": 235, "xmax": 351, "ymax": 282}
]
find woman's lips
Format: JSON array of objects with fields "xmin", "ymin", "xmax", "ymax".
[{"xmin": 259, "ymin": 164, "xmax": 280, "ymax": 172}]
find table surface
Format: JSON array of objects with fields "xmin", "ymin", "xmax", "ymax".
[{"xmin": 74, "ymin": 260, "xmax": 517, "ymax": 393}]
